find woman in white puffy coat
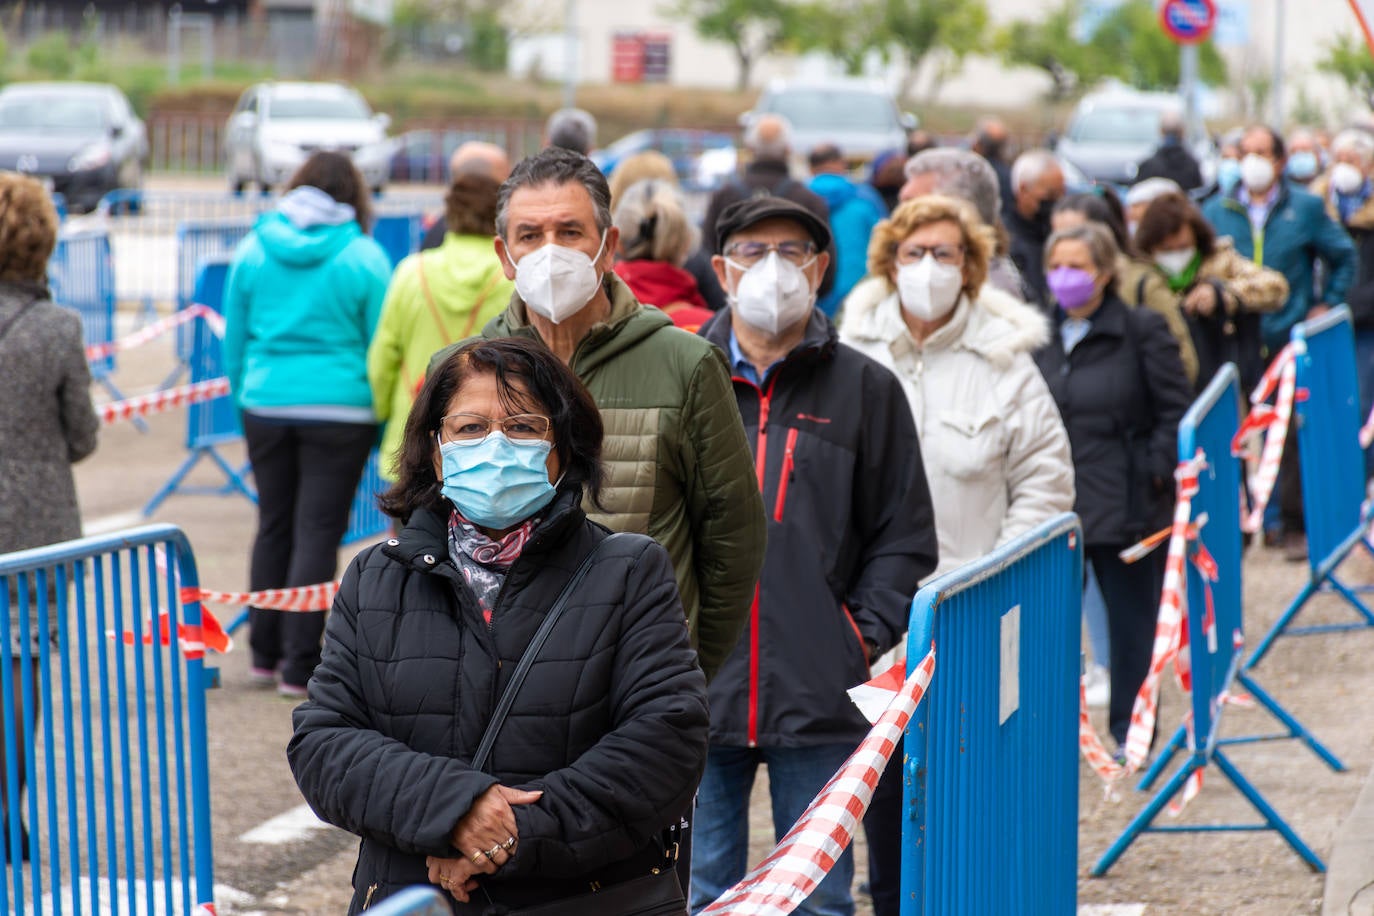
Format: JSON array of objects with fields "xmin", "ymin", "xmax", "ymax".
[{"xmin": 840, "ymin": 194, "xmax": 1076, "ymax": 916}]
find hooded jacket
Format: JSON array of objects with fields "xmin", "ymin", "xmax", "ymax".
[
  {"xmin": 288, "ymin": 488, "xmax": 708, "ymax": 914},
  {"xmin": 434, "ymin": 273, "xmax": 766, "ymax": 682},
  {"xmin": 1201, "ymin": 182, "xmax": 1357, "ymax": 351},
  {"xmin": 369, "ymin": 234, "xmax": 514, "ymax": 478},
  {"xmin": 1033, "ymin": 294, "xmax": 1193, "ymax": 546},
  {"xmin": 224, "ymin": 191, "xmax": 392, "ymax": 413},
  {"xmin": 808, "ymin": 173, "xmax": 886, "ymax": 317},
  {"xmin": 1135, "ymin": 141, "xmax": 1203, "ymax": 191},
  {"xmin": 699, "ymin": 307, "xmax": 937, "ymax": 747},
  {"xmin": 840, "ymin": 278, "xmax": 1074, "ymax": 577}
]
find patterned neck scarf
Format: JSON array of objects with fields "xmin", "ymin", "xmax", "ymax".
[{"xmin": 447, "ymin": 510, "xmax": 539, "ymax": 625}]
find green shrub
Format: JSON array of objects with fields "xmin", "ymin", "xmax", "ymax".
[{"xmin": 26, "ymin": 32, "xmax": 72, "ymax": 78}]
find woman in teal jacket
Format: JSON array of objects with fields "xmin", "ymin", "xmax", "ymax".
[{"xmin": 223, "ymin": 151, "xmax": 392, "ymax": 697}]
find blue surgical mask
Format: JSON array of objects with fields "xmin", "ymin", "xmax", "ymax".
[
  {"xmin": 1286, "ymin": 150, "xmax": 1320, "ymax": 183},
  {"xmin": 1218, "ymin": 159, "xmax": 1242, "ymax": 194},
  {"xmin": 439, "ymin": 432, "xmax": 557, "ymax": 529}
]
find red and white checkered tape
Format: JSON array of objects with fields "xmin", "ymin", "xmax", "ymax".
[
  {"xmin": 1231, "ymin": 344, "xmax": 1298, "ymax": 534},
  {"xmin": 701, "ymin": 648, "xmax": 936, "ymax": 916},
  {"xmin": 99, "ymin": 377, "xmax": 231, "ymax": 426},
  {"xmin": 193, "ymin": 903, "xmax": 217, "ymax": 916},
  {"xmin": 180, "ymin": 581, "xmax": 339, "ymax": 613},
  {"xmin": 1080, "ymin": 451, "xmax": 1210, "ymax": 813},
  {"xmin": 85, "ymin": 303, "xmax": 225, "ymax": 362}
]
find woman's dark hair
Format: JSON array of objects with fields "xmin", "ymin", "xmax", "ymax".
[
  {"xmin": 1054, "ymin": 190, "xmax": 1132, "ymax": 256},
  {"xmin": 444, "ymin": 173, "xmax": 500, "ymax": 237},
  {"xmin": 287, "ymin": 151, "xmax": 372, "ymax": 230},
  {"xmin": 379, "ymin": 337, "xmax": 604, "ymax": 521},
  {"xmin": 1133, "ymin": 192, "xmax": 1217, "ymax": 261}
]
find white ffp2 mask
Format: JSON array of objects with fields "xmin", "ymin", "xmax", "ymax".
[
  {"xmin": 896, "ymin": 256, "xmax": 964, "ymax": 322},
  {"xmin": 511, "ymin": 233, "xmax": 607, "ymax": 324},
  {"xmin": 728, "ymin": 252, "xmax": 816, "ymax": 336}
]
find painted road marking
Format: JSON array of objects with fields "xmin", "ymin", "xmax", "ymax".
[
  {"xmin": 1079, "ymin": 906, "xmax": 1147, "ymax": 915},
  {"xmin": 239, "ymin": 803, "xmax": 331, "ymax": 845},
  {"xmin": 83, "ymin": 510, "xmax": 148, "ymax": 536}
]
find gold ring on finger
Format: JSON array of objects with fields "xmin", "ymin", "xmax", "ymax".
[
  {"xmin": 486, "ymin": 844, "xmax": 503, "ymax": 859},
  {"xmin": 471, "ymin": 850, "xmax": 485, "ymax": 865},
  {"xmin": 502, "ymin": 836, "xmax": 517, "ymax": 851}
]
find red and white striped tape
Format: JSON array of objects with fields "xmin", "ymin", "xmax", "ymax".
[
  {"xmin": 1360, "ymin": 400, "xmax": 1374, "ymax": 450},
  {"xmin": 99, "ymin": 377, "xmax": 230, "ymax": 426},
  {"xmin": 1231, "ymin": 345, "xmax": 1298, "ymax": 534},
  {"xmin": 180, "ymin": 582, "xmax": 339, "ymax": 613},
  {"xmin": 86, "ymin": 303, "xmax": 225, "ymax": 362},
  {"xmin": 1080, "ymin": 452, "xmax": 1207, "ymax": 807},
  {"xmin": 702, "ymin": 648, "xmax": 936, "ymax": 916}
]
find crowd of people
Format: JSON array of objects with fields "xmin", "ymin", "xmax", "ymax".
[{"xmin": 4, "ymin": 97, "xmax": 1372, "ymax": 914}]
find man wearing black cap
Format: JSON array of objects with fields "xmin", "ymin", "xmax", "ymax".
[{"xmin": 692, "ymin": 196, "xmax": 938, "ymax": 916}]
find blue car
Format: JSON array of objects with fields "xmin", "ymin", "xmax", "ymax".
[{"xmin": 591, "ymin": 129, "xmax": 736, "ymax": 191}]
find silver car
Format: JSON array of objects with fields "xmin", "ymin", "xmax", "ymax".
[
  {"xmin": 1054, "ymin": 87, "xmax": 1214, "ymax": 188},
  {"xmin": 225, "ymin": 81, "xmax": 394, "ymax": 194},
  {"xmin": 741, "ymin": 79, "xmax": 917, "ymax": 170}
]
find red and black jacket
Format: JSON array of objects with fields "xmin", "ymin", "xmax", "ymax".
[{"xmin": 700, "ymin": 307, "xmax": 938, "ymax": 748}]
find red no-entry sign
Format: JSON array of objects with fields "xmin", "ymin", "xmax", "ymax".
[{"xmin": 1160, "ymin": 0, "xmax": 1217, "ymax": 44}]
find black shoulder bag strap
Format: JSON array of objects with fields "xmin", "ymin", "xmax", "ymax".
[
  {"xmin": 0, "ymin": 293, "xmax": 43, "ymax": 347},
  {"xmin": 470, "ymin": 533, "xmax": 630, "ymax": 773}
]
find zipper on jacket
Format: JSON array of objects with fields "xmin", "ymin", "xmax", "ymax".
[
  {"xmin": 732, "ymin": 374, "xmax": 778, "ymax": 749},
  {"xmin": 362, "ymin": 884, "xmax": 379, "ymax": 910},
  {"xmin": 773, "ymin": 428, "xmax": 798, "ymax": 522},
  {"xmin": 841, "ymin": 604, "xmax": 871, "ymax": 678}
]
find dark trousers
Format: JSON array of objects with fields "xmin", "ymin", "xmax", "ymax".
[
  {"xmin": 1278, "ymin": 423, "xmax": 1304, "ymax": 534},
  {"xmin": 860, "ymin": 735, "xmax": 904, "ymax": 916},
  {"xmin": 243, "ymin": 414, "xmax": 375, "ymax": 688},
  {"xmin": 1087, "ymin": 545, "xmax": 1165, "ymax": 746}
]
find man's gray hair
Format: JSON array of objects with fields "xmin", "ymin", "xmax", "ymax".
[
  {"xmin": 904, "ymin": 148, "xmax": 1001, "ymax": 226},
  {"xmin": 744, "ymin": 114, "xmax": 793, "ymax": 162},
  {"xmin": 545, "ymin": 107, "xmax": 598, "ymax": 155},
  {"xmin": 1010, "ymin": 149, "xmax": 1060, "ymax": 193},
  {"xmin": 1332, "ymin": 128, "xmax": 1374, "ymax": 164},
  {"xmin": 496, "ymin": 147, "xmax": 613, "ymax": 240}
]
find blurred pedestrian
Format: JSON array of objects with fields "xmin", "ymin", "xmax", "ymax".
[
  {"xmin": 1285, "ymin": 127, "xmax": 1324, "ymax": 187},
  {"xmin": 1313, "ymin": 129, "xmax": 1374, "ymax": 475},
  {"xmin": 899, "ymin": 147, "xmax": 1033, "ymax": 300},
  {"xmin": 699, "ymin": 114, "xmax": 836, "ymax": 298},
  {"xmin": 1006, "ymin": 149, "xmax": 1066, "ymax": 305},
  {"xmin": 906, "ymin": 128, "xmax": 937, "ymax": 157},
  {"xmin": 609, "ymin": 150, "xmax": 726, "ymax": 312},
  {"xmin": 291, "ymin": 337, "xmax": 707, "ymax": 914},
  {"xmin": 693, "ymin": 196, "xmax": 937, "ymax": 916},
  {"xmin": 1212, "ymin": 131, "xmax": 1244, "ymax": 199},
  {"xmin": 840, "ymin": 195, "xmax": 1072, "ymax": 916},
  {"xmin": 1053, "ymin": 192, "xmax": 1199, "ymax": 385},
  {"xmin": 1123, "ymin": 176, "xmax": 1182, "ymax": 238},
  {"xmin": 0, "ymin": 172, "xmax": 99, "ymax": 863},
  {"xmin": 1033, "ymin": 223, "xmax": 1192, "ymax": 750},
  {"xmin": 970, "ymin": 116, "xmax": 1015, "ymax": 215},
  {"xmin": 223, "ymin": 151, "xmax": 392, "ymax": 697},
  {"xmin": 869, "ymin": 149, "xmax": 905, "ymax": 212},
  {"xmin": 544, "ymin": 107, "xmax": 597, "ymax": 155},
  {"xmin": 420, "ymin": 141, "xmax": 511, "ymax": 251},
  {"xmin": 807, "ymin": 143, "xmax": 886, "ymax": 317},
  {"xmin": 370, "ymin": 173, "xmax": 512, "ymax": 481},
  {"xmin": 1134, "ymin": 110, "xmax": 1202, "ymax": 192},
  {"xmin": 612, "ymin": 178, "xmax": 714, "ymax": 331},
  {"xmin": 1135, "ymin": 192, "xmax": 1287, "ymax": 390},
  {"xmin": 1202, "ymin": 124, "xmax": 1356, "ymax": 558}
]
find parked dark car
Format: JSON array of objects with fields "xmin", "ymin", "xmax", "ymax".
[
  {"xmin": 388, "ymin": 128, "xmax": 497, "ymax": 183},
  {"xmin": 0, "ymin": 82, "xmax": 147, "ymax": 212}
]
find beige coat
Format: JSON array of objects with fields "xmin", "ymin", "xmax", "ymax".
[
  {"xmin": 840, "ymin": 277, "xmax": 1075, "ymax": 578},
  {"xmin": 1116, "ymin": 254, "xmax": 1200, "ymax": 385},
  {"xmin": 1197, "ymin": 237, "xmax": 1289, "ymax": 314}
]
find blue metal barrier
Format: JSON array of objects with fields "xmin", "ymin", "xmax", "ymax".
[
  {"xmin": 372, "ymin": 213, "xmax": 423, "ymax": 269},
  {"xmin": 48, "ymin": 229, "xmax": 124, "ymax": 402},
  {"xmin": 900, "ymin": 513, "xmax": 1081, "ymax": 916},
  {"xmin": 365, "ymin": 886, "xmax": 450, "ymax": 915},
  {"xmin": 0, "ymin": 525, "xmax": 216, "ymax": 914},
  {"xmin": 1247, "ymin": 307, "xmax": 1374, "ymax": 667},
  {"xmin": 1094, "ymin": 364, "xmax": 1335, "ymax": 876},
  {"xmin": 343, "ymin": 450, "xmax": 389, "ymax": 545},
  {"xmin": 144, "ymin": 260, "xmax": 257, "ymax": 516},
  {"xmin": 168, "ymin": 221, "xmax": 254, "ymax": 387}
]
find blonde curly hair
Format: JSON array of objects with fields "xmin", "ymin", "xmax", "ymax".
[
  {"xmin": 0, "ymin": 172, "xmax": 59, "ymax": 283},
  {"xmin": 866, "ymin": 195, "xmax": 994, "ymax": 297}
]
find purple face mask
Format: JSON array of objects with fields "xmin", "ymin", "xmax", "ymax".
[{"xmin": 1047, "ymin": 266, "xmax": 1099, "ymax": 312}]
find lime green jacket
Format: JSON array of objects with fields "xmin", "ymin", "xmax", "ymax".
[
  {"xmin": 436, "ymin": 275, "xmax": 765, "ymax": 680},
  {"xmin": 368, "ymin": 233, "xmax": 513, "ymax": 478}
]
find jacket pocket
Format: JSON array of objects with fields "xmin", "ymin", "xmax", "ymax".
[
  {"xmin": 841, "ymin": 603, "xmax": 871, "ymax": 679},
  {"xmin": 934, "ymin": 408, "xmax": 1002, "ymax": 481},
  {"xmin": 773, "ymin": 428, "xmax": 799, "ymax": 522}
]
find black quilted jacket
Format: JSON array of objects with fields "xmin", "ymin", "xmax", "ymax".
[{"xmin": 287, "ymin": 487, "xmax": 709, "ymax": 914}]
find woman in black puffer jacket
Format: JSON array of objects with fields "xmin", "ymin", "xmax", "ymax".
[{"xmin": 288, "ymin": 337, "xmax": 708, "ymax": 914}]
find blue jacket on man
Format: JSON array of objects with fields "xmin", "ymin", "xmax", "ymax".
[{"xmin": 1202, "ymin": 181, "xmax": 1357, "ymax": 352}]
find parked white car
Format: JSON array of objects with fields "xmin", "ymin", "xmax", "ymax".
[{"xmin": 225, "ymin": 82, "xmax": 394, "ymax": 194}]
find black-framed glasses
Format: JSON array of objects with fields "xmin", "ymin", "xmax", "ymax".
[
  {"xmin": 895, "ymin": 243, "xmax": 965, "ymax": 267},
  {"xmin": 439, "ymin": 413, "xmax": 552, "ymax": 443},
  {"xmin": 723, "ymin": 240, "xmax": 817, "ymax": 267}
]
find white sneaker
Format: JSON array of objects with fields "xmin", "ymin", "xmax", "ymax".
[{"xmin": 1084, "ymin": 664, "xmax": 1110, "ymax": 709}]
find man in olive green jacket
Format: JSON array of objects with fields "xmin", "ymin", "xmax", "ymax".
[{"xmin": 434, "ymin": 147, "xmax": 765, "ymax": 682}]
